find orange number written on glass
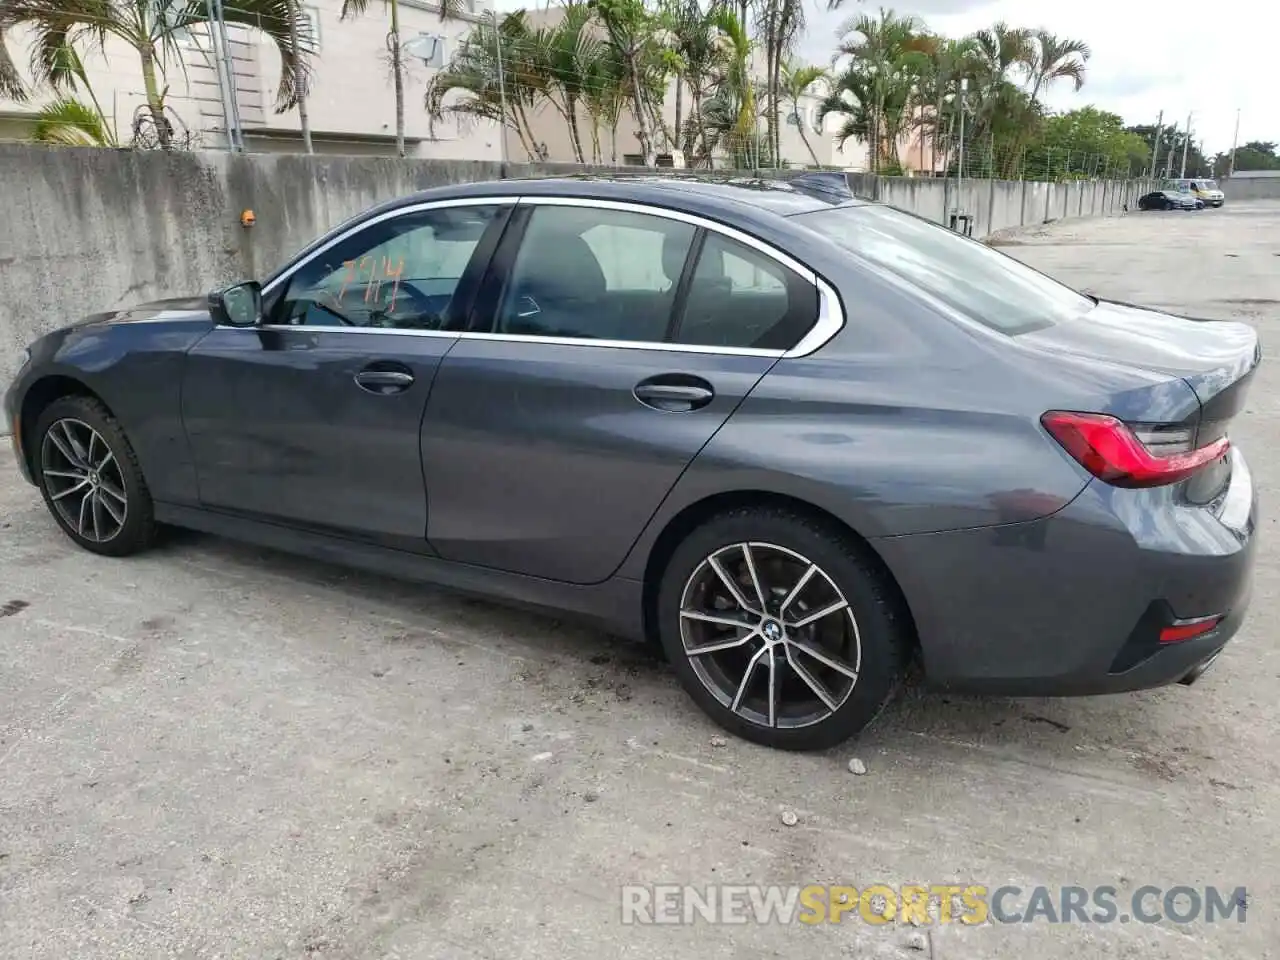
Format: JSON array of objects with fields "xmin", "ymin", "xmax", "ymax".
[{"xmin": 336, "ymin": 255, "xmax": 406, "ymax": 313}]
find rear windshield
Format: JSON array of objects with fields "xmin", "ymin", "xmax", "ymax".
[{"xmin": 797, "ymin": 205, "xmax": 1094, "ymax": 335}]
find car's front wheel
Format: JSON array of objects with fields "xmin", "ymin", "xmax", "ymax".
[
  {"xmin": 34, "ymin": 396, "xmax": 157, "ymax": 557},
  {"xmin": 657, "ymin": 508, "xmax": 910, "ymax": 751}
]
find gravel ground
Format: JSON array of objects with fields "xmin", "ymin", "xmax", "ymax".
[{"xmin": 2, "ymin": 202, "xmax": 1278, "ymax": 960}]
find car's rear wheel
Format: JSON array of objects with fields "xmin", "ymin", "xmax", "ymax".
[
  {"xmin": 34, "ymin": 396, "xmax": 157, "ymax": 557},
  {"xmin": 657, "ymin": 508, "xmax": 910, "ymax": 751}
]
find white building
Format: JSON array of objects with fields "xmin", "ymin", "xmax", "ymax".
[{"xmin": 0, "ymin": 0, "xmax": 505, "ymax": 158}]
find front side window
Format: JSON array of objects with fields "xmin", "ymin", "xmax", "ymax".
[
  {"xmin": 276, "ymin": 205, "xmax": 504, "ymax": 329},
  {"xmin": 497, "ymin": 206, "xmax": 695, "ymax": 342},
  {"xmin": 799, "ymin": 204, "xmax": 1093, "ymax": 335}
]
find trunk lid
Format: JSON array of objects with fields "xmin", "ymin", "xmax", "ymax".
[
  {"xmin": 1022, "ymin": 298, "xmax": 1259, "ymax": 416},
  {"xmin": 1021, "ymin": 299, "xmax": 1260, "ymax": 501}
]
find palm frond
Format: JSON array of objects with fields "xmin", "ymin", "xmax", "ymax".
[
  {"xmin": 31, "ymin": 95, "xmax": 117, "ymax": 146},
  {"xmin": 0, "ymin": 25, "xmax": 28, "ymax": 101}
]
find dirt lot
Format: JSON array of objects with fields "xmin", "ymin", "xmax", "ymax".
[{"xmin": 2, "ymin": 202, "xmax": 1279, "ymax": 960}]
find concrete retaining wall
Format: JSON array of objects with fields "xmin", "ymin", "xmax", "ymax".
[
  {"xmin": 1221, "ymin": 176, "xmax": 1280, "ymax": 201},
  {"xmin": 841, "ymin": 172, "xmax": 1151, "ymax": 239},
  {"xmin": 0, "ymin": 144, "xmax": 1151, "ymax": 390}
]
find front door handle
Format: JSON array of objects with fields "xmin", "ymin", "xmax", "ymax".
[
  {"xmin": 355, "ymin": 366, "xmax": 415, "ymax": 395},
  {"xmin": 634, "ymin": 376, "xmax": 715, "ymax": 412}
]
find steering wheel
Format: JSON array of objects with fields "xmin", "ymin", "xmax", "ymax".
[{"xmin": 368, "ymin": 281, "xmax": 445, "ymax": 328}]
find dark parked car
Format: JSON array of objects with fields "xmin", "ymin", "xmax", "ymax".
[
  {"xmin": 4, "ymin": 175, "xmax": 1259, "ymax": 750},
  {"xmin": 1138, "ymin": 189, "xmax": 1200, "ymax": 211}
]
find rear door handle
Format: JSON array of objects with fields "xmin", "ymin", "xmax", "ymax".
[
  {"xmin": 355, "ymin": 366, "xmax": 415, "ymax": 395},
  {"xmin": 634, "ymin": 376, "xmax": 715, "ymax": 412}
]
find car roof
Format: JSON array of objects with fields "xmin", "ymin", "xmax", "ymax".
[
  {"xmin": 267, "ymin": 173, "xmax": 868, "ymax": 289},
  {"xmin": 359, "ymin": 172, "xmax": 865, "ymax": 225}
]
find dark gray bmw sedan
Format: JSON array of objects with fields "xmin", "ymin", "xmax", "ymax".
[{"xmin": 3, "ymin": 175, "xmax": 1259, "ymax": 750}]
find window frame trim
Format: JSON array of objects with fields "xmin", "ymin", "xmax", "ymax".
[{"xmin": 234, "ymin": 194, "xmax": 845, "ymax": 358}]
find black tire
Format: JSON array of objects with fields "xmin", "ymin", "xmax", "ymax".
[
  {"xmin": 34, "ymin": 395, "xmax": 157, "ymax": 557},
  {"xmin": 656, "ymin": 507, "xmax": 911, "ymax": 751},
  {"xmin": 1163, "ymin": 199, "xmax": 1173, "ymax": 210}
]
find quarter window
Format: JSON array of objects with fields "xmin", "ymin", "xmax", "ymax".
[
  {"xmin": 276, "ymin": 205, "xmax": 504, "ymax": 330},
  {"xmin": 674, "ymin": 232, "xmax": 819, "ymax": 350},
  {"xmin": 496, "ymin": 206, "xmax": 696, "ymax": 342}
]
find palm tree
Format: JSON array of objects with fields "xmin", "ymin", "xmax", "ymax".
[
  {"xmin": 962, "ymin": 22, "xmax": 1033, "ymax": 176},
  {"xmin": 341, "ymin": 0, "xmax": 465, "ymax": 158},
  {"xmin": 1023, "ymin": 29, "xmax": 1089, "ymax": 104},
  {"xmin": 0, "ymin": 0, "xmax": 312, "ymax": 150},
  {"xmin": 754, "ymin": 0, "xmax": 805, "ymax": 163},
  {"xmin": 829, "ymin": 9, "xmax": 927, "ymax": 171},
  {"xmin": 534, "ymin": 2, "xmax": 601, "ymax": 163},
  {"xmin": 287, "ymin": 0, "xmax": 312, "ymax": 152},
  {"xmin": 588, "ymin": 0, "xmax": 668, "ymax": 165},
  {"xmin": 425, "ymin": 11, "xmax": 545, "ymax": 160},
  {"xmin": 818, "ymin": 66, "xmax": 868, "ymax": 153},
  {"xmin": 985, "ymin": 29, "xmax": 1085, "ymax": 178},
  {"xmin": 712, "ymin": 5, "xmax": 754, "ymax": 167},
  {"xmin": 912, "ymin": 34, "xmax": 976, "ymax": 174},
  {"xmin": 780, "ymin": 60, "xmax": 825, "ymax": 167}
]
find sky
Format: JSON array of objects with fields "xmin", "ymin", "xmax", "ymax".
[{"xmin": 495, "ymin": 0, "xmax": 1277, "ymax": 156}]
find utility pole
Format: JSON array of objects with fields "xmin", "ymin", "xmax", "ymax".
[
  {"xmin": 1150, "ymin": 110, "xmax": 1163, "ymax": 180},
  {"xmin": 208, "ymin": 0, "xmax": 243, "ymax": 152},
  {"xmin": 1228, "ymin": 108, "xmax": 1241, "ymax": 177},
  {"xmin": 955, "ymin": 77, "xmax": 967, "ymax": 214},
  {"xmin": 1179, "ymin": 111, "xmax": 1192, "ymax": 178}
]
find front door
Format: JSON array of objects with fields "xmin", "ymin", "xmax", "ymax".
[
  {"xmin": 181, "ymin": 201, "xmax": 511, "ymax": 548},
  {"xmin": 421, "ymin": 200, "xmax": 822, "ymax": 584}
]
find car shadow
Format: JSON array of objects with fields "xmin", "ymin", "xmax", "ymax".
[{"xmin": 152, "ymin": 528, "xmax": 1193, "ymax": 775}]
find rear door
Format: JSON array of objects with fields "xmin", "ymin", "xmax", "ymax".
[
  {"xmin": 182, "ymin": 200, "xmax": 511, "ymax": 548},
  {"xmin": 420, "ymin": 198, "xmax": 831, "ymax": 584}
]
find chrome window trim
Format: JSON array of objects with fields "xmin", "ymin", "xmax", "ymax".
[
  {"xmin": 454, "ymin": 331, "xmax": 784, "ymax": 357},
  {"xmin": 226, "ymin": 192, "xmax": 846, "ymax": 357},
  {"xmin": 252, "ymin": 324, "xmax": 458, "ymax": 339}
]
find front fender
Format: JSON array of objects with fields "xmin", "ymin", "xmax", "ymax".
[{"xmin": 10, "ymin": 318, "xmax": 214, "ymax": 504}]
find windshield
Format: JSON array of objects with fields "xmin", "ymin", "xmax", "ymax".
[
  {"xmin": 1203, "ymin": 179, "xmax": 1219, "ymax": 189},
  {"xmin": 797, "ymin": 204, "xmax": 1093, "ymax": 335}
]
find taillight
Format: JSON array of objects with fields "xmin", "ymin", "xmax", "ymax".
[{"xmin": 1041, "ymin": 411, "xmax": 1230, "ymax": 488}]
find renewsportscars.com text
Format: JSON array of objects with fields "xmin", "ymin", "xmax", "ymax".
[{"xmin": 620, "ymin": 884, "xmax": 1248, "ymax": 926}]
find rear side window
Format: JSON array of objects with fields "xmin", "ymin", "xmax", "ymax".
[
  {"xmin": 495, "ymin": 206, "xmax": 695, "ymax": 342},
  {"xmin": 494, "ymin": 204, "xmax": 819, "ymax": 351},
  {"xmin": 799, "ymin": 205, "xmax": 1093, "ymax": 335},
  {"xmin": 674, "ymin": 233, "xmax": 819, "ymax": 350}
]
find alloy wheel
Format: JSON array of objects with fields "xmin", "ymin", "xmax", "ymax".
[
  {"xmin": 678, "ymin": 542, "xmax": 862, "ymax": 729},
  {"xmin": 40, "ymin": 418, "xmax": 129, "ymax": 544}
]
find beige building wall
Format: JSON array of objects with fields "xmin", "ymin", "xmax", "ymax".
[{"xmin": 0, "ymin": 0, "xmax": 504, "ymax": 159}]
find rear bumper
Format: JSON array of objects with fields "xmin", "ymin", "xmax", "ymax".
[{"xmin": 875, "ymin": 449, "xmax": 1257, "ymax": 696}]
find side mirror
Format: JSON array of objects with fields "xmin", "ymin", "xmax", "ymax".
[{"xmin": 209, "ymin": 281, "xmax": 262, "ymax": 327}]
